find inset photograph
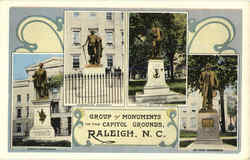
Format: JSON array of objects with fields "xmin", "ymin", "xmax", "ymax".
[
  {"xmin": 64, "ymin": 11, "xmax": 126, "ymax": 105},
  {"xmin": 180, "ymin": 55, "xmax": 238, "ymax": 151},
  {"xmin": 128, "ymin": 13, "xmax": 187, "ymax": 105},
  {"xmin": 11, "ymin": 54, "xmax": 71, "ymax": 148}
]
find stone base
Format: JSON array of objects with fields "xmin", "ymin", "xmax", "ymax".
[
  {"xmin": 196, "ymin": 112, "xmax": 222, "ymax": 142},
  {"xmin": 135, "ymin": 89, "xmax": 185, "ymax": 104},
  {"xmin": 188, "ymin": 111, "xmax": 223, "ymax": 149},
  {"xmin": 83, "ymin": 64, "xmax": 105, "ymax": 74},
  {"xmin": 185, "ymin": 143, "xmax": 236, "ymax": 151},
  {"xmin": 28, "ymin": 127, "xmax": 55, "ymax": 141},
  {"xmin": 134, "ymin": 58, "xmax": 186, "ymax": 104},
  {"xmin": 28, "ymin": 99, "xmax": 55, "ymax": 141}
]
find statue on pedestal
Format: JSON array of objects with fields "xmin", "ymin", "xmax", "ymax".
[
  {"xmin": 32, "ymin": 63, "xmax": 49, "ymax": 100},
  {"xmin": 151, "ymin": 21, "xmax": 163, "ymax": 58},
  {"xmin": 199, "ymin": 64, "xmax": 219, "ymax": 112},
  {"xmin": 82, "ymin": 30, "xmax": 103, "ymax": 65}
]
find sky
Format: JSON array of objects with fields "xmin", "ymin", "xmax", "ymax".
[{"xmin": 12, "ymin": 54, "xmax": 63, "ymax": 80}]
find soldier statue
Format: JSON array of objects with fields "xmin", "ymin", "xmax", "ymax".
[
  {"xmin": 199, "ymin": 64, "xmax": 219, "ymax": 112},
  {"xmin": 33, "ymin": 63, "xmax": 49, "ymax": 100},
  {"xmin": 82, "ymin": 30, "xmax": 103, "ymax": 65},
  {"xmin": 151, "ymin": 21, "xmax": 163, "ymax": 58}
]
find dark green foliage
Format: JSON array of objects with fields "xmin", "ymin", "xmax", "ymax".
[
  {"xmin": 47, "ymin": 73, "xmax": 64, "ymax": 90},
  {"xmin": 188, "ymin": 55, "xmax": 237, "ymax": 92}
]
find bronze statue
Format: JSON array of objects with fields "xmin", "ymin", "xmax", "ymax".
[
  {"xmin": 33, "ymin": 63, "xmax": 49, "ymax": 100},
  {"xmin": 82, "ymin": 31, "xmax": 103, "ymax": 65},
  {"xmin": 151, "ymin": 21, "xmax": 163, "ymax": 58},
  {"xmin": 199, "ymin": 64, "xmax": 219, "ymax": 112}
]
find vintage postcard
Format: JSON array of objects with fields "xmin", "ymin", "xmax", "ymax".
[{"xmin": 5, "ymin": 2, "xmax": 246, "ymax": 158}]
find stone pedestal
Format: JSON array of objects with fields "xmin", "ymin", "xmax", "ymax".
[
  {"xmin": 83, "ymin": 64, "xmax": 105, "ymax": 74},
  {"xmin": 184, "ymin": 111, "xmax": 236, "ymax": 150},
  {"xmin": 28, "ymin": 99, "xmax": 55, "ymax": 140},
  {"xmin": 195, "ymin": 111, "xmax": 223, "ymax": 144},
  {"xmin": 135, "ymin": 59, "xmax": 185, "ymax": 104}
]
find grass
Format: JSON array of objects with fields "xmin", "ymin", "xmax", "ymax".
[
  {"xmin": 180, "ymin": 130, "xmax": 237, "ymax": 138},
  {"xmin": 180, "ymin": 130, "xmax": 197, "ymax": 138},
  {"xmin": 129, "ymin": 79, "xmax": 186, "ymax": 95}
]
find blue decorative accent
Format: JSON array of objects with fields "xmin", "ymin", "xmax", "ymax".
[
  {"xmin": 72, "ymin": 109, "xmax": 85, "ymax": 147},
  {"xmin": 15, "ymin": 15, "xmax": 64, "ymax": 52},
  {"xmin": 159, "ymin": 110, "xmax": 178, "ymax": 148},
  {"xmin": 188, "ymin": 16, "xmax": 237, "ymax": 54}
]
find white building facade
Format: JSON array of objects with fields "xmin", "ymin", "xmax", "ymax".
[
  {"xmin": 64, "ymin": 11, "xmax": 125, "ymax": 74},
  {"xmin": 12, "ymin": 57, "xmax": 71, "ymax": 139}
]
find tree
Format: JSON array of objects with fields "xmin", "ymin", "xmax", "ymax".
[
  {"xmin": 47, "ymin": 73, "xmax": 64, "ymax": 90},
  {"xmin": 188, "ymin": 55, "xmax": 238, "ymax": 133},
  {"xmin": 129, "ymin": 13, "xmax": 186, "ymax": 80}
]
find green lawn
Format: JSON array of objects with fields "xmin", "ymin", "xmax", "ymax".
[
  {"xmin": 129, "ymin": 79, "xmax": 186, "ymax": 95},
  {"xmin": 180, "ymin": 130, "xmax": 197, "ymax": 138},
  {"xmin": 180, "ymin": 130, "xmax": 237, "ymax": 138}
]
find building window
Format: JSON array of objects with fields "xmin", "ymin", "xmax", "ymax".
[
  {"xmin": 17, "ymin": 108, "xmax": 22, "ymax": 118},
  {"xmin": 26, "ymin": 106, "xmax": 29, "ymax": 118},
  {"xmin": 17, "ymin": 95, "xmax": 21, "ymax": 104},
  {"xmin": 181, "ymin": 118, "xmax": 187, "ymax": 129},
  {"xmin": 89, "ymin": 12, "xmax": 96, "ymax": 19},
  {"xmin": 107, "ymin": 55, "xmax": 113, "ymax": 68},
  {"xmin": 106, "ymin": 12, "xmax": 112, "ymax": 20},
  {"xmin": 190, "ymin": 117, "xmax": 197, "ymax": 128},
  {"xmin": 106, "ymin": 31, "xmax": 113, "ymax": 46},
  {"xmin": 73, "ymin": 12, "xmax": 79, "ymax": 17},
  {"xmin": 71, "ymin": 28, "xmax": 81, "ymax": 46},
  {"xmin": 26, "ymin": 94, "xmax": 29, "ymax": 103},
  {"xmin": 68, "ymin": 117, "xmax": 72, "ymax": 135},
  {"xmin": 121, "ymin": 31, "xmax": 124, "ymax": 45},
  {"xmin": 51, "ymin": 102, "xmax": 59, "ymax": 113},
  {"xmin": 65, "ymin": 106, "xmax": 72, "ymax": 113},
  {"xmin": 16, "ymin": 123, "xmax": 21, "ymax": 133},
  {"xmin": 52, "ymin": 88, "xmax": 59, "ymax": 96},
  {"xmin": 121, "ymin": 13, "xmax": 124, "ymax": 20},
  {"xmin": 72, "ymin": 56, "xmax": 80, "ymax": 69}
]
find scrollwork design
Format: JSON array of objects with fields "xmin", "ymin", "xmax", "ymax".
[
  {"xmin": 159, "ymin": 110, "xmax": 178, "ymax": 148},
  {"xmin": 188, "ymin": 16, "xmax": 236, "ymax": 54},
  {"xmin": 15, "ymin": 16, "xmax": 64, "ymax": 52}
]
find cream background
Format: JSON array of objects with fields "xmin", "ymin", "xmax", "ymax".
[
  {"xmin": 0, "ymin": 0, "xmax": 248, "ymax": 160},
  {"xmin": 16, "ymin": 17, "xmax": 63, "ymax": 53},
  {"xmin": 73, "ymin": 109, "xmax": 177, "ymax": 146}
]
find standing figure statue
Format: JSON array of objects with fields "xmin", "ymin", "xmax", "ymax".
[
  {"xmin": 82, "ymin": 30, "xmax": 103, "ymax": 65},
  {"xmin": 151, "ymin": 21, "xmax": 163, "ymax": 58},
  {"xmin": 199, "ymin": 64, "xmax": 219, "ymax": 112},
  {"xmin": 33, "ymin": 63, "xmax": 49, "ymax": 100}
]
